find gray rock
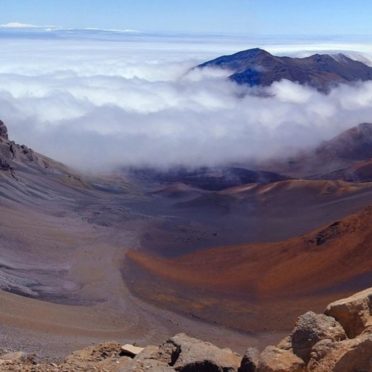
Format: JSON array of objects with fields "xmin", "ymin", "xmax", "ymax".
[
  {"xmin": 160, "ymin": 333, "xmax": 241, "ymax": 372},
  {"xmin": 290, "ymin": 311, "xmax": 346, "ymax": 362}
]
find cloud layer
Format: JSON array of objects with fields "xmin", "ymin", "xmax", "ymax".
[{"xmin": 1, "ymin": 33, "xmax": 372, "ymax": 171}]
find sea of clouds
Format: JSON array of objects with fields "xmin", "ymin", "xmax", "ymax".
[{"xmin": 1, "ymin": 30, "xmax": 372, "ymax": 171}]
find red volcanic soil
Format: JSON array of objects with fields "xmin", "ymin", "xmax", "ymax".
[{"xmin": 124, "ymin": 206, "xmax": 372, "ymax": 333}]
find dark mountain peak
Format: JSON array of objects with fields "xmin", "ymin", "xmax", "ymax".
[
  {"xmin": 232, "ymin": 48, "xmax": 272, "ymax": 58},
  {"xmin": 198, "ymin": 48, "xmax": 372, "ymax": 92},
  {"xmin": 197, "ymin": 48, "xmax": 275, "ymax": 72}
]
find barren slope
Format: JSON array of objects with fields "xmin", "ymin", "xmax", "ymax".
[{"xmin": 125, "ymin": 206, "xmax": 372, "ymax": 333}]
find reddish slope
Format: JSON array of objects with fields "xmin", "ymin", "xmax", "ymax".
[{"xmin": 125, "ymin": 207, "xmax": 372, "ymax": 332}]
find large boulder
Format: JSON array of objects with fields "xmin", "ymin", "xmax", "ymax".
[
  {"xmin": 325, "ymin": 287, "xmax": 372, "ymax": 338},
  {"xmin": 290, "ymin": 311, "xmax": 346, "ymax": 362},
  {"xmin": 257, "ymin": 346, "xmax": 305, "ymax": 372},
  {"xmin": 159, "ymin": 333, "xmax": 241, "ymax": 372},
  {"xmin": 0, "ymin": 120, "xmax": 8, "ymax": 140},
  {"xmin": 308, "ymin": 333, "xmax": 372, "ymax": 372},
  {"xmin": 332, "ymin": 334, "xmax": 372, "ymax": 372}
]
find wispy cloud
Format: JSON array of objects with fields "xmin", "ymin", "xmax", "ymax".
[
  {"xmin": 81, "ymin": 27, "xmax": 140, "ymax": 34},
  {"xmin": 0, "ymin": 22, "xmax": 139, "ymax": 35},
  {"xmin": 0, "ymin": 22, "xmax": 55, "ymax": 29}
]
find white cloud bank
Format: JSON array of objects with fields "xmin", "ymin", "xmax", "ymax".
[{"xmin": 1, "ymin": 33, "xmax": 372, "ymax": 170}]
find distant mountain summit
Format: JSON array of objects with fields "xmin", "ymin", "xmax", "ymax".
[{"xmin": 197, "ymin": 48, "xmax": 372, "ymax": 92}]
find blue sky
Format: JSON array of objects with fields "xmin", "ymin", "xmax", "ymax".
[{"xmin": 0, "ymin": 0, "xmax": 371, "ymax": 35}]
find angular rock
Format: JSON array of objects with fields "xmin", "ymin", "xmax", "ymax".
[
  {"xmin": 239, "ymin": 347, "xmax": 260, "ymax": 371},
  {"xmin": 325, "ymin": 287, "xmax": 372, "ymax": 338},
  {"xmin": 308, "ymin": 333, "xmax": 372, "ymax": 372},
  {"xmin": 161, "ymin": 333, "xmax": 241, "ymax": 372},
  {"xmin": 121, "ymin": 344, "xmax": 144, "ymax": 358},
  {"xmin": 290, "ymin": 311, "xmax": 346, "ymax": 362},
  {"xmin": 332, "ymin": 334, "xmax": 372, "ymax": 372},
  {"xmin": 258, "ymin": 346, "xmax": 305, "ymax": 372}
]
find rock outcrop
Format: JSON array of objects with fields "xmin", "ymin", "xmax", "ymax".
[
  {"xmin": 164, "ymin": 333, "xmax": 241, "ymax": 371},
  {"xmin": 0, "ymin": 119, "xmax": 76, "ymax": 179},
  {"xmin": 0, "ymin": 120, "xmax": 9, "ymax": 140},
  {"xmin": 325, "ymin": 287, "xmax": 372, "ymax": 338},
  {"xmin": 290, "ymin": 312, "xmax": 346, "ymax": 362},
  {"xmin": 1, "ymin": 288, "xmax": 372, "ymax": 371},
  {"xmin": 0, "ymin": 120, "xmax": 34, "ymax": 176}
]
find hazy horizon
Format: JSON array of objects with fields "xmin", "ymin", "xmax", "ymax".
[{"xmin": 1, "ymin": 0, "xmax": 372, "ymax": 36}]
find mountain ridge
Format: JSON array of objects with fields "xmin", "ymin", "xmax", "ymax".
[{"xmin": 197, "ymin": 48, "xmax": 372, "ymax": 92}]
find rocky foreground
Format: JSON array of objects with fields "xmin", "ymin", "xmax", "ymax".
[{"xmin": 0, "ymin": 288, "xmax": 371, "ymax": 371}]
